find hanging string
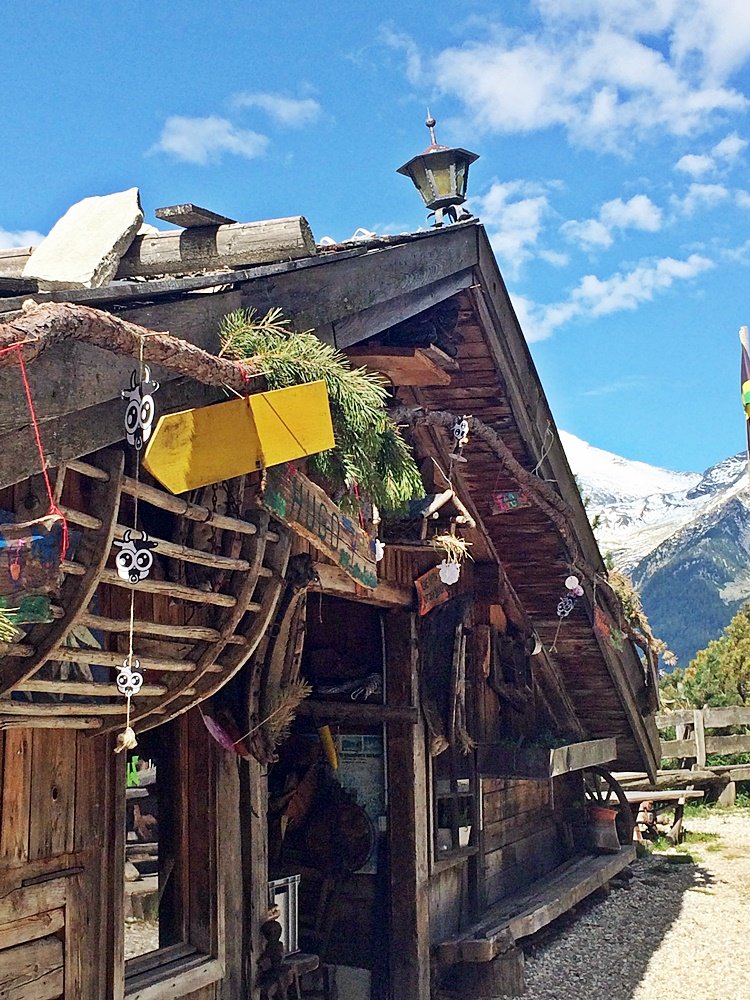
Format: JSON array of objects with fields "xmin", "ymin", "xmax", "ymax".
[
  {"xmin": 7, "ymin": 343, "xmax": 70, "ymax": 558},
  {"xmin": 531, "ymin": 420, "xmax": 555, "ymax": 477}
]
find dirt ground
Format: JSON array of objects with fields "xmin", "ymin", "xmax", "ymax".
[{"xmin": 515, "ymin": 808, "xmax": 750, "ymax": 1000}]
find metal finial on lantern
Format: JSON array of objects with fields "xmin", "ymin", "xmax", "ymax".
[{"xmin": 397, "ymin": 114, "xmax": 479, "ymax": 227}]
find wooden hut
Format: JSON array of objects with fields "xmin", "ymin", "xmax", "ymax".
[{"xmin": 0, "ymin": 207, "xmax": 659, "ymax": 999}]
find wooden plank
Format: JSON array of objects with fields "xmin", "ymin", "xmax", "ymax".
[
  {"xmin": 0, "ymin": 880, "xmax": 67, "ymax": 925},
  {"xmin": 478, "ymin": 739, "xmax": 616, "ymax": 780},
  {"xmin": 124, "ymin": 956, "xmax": 224, "ymax": 999},
  {"xmin": 0, "ymin": 935, "xmax": 64, "ymax": 998},
  {"xmin": 0, "ymin": 728, "xmax": 32, "ymax": 865},
  {"xmin": 155, "ymin": 203, "xmax": 237, "ymax": 228},
  {"xmin": 344, "ymin": 345, "xmax": 453, "ymax": 386},
  {"xmin": 661, "ymin": 738, "xmax": 697, "ymax": 757},
  {"xmin": 316, "ymin": 563, "xmax": 412, "ymax": 607},
  {"xmin": 334, "ymin": 268, "xmax": 474, "ymax": 349},
  {"xmin": 28, "ymin": 729, "xmax": 77, "ymax": 860},
  {"xmin": 296, "ymin": 700, "xmax": 418, "ymax": 723},
  {"xmin": 549, "ymin": 738, "xmax": 617, "ymax": 776},
  {"xmin": 705, "ymin": 733, "xmax": 750, "ymax": 754},
  {"xmin": 0, "ymin": 907, "xmax": 65, "ymax": 950},
  {"xmin": 703, "ymin": 706, "xmax": 750, "ymax": 727}
]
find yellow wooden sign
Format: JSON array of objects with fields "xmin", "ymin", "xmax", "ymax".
[{"xmin": 143, "ymin": 380, "xmax": 335, "ymax": 494}]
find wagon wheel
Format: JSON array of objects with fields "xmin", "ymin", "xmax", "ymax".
[{"xmin": 583, "ymin": 766, "xmax": 634, "ymax": 845}]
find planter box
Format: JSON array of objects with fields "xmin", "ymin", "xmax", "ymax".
[{"xmin": 478, "ymin": 738, "xmax": 617, "ymax": 781}]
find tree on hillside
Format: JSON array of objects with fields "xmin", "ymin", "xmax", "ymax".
[{"xmin": 660, "ymin": 601, "xmax": 750, "ymax": 708}]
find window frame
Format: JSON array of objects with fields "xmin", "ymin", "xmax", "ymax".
[{"xmin": 123, "ymin": 710, "xmax": 224, "ymax": 999}]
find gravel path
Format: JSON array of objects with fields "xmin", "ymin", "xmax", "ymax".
[{"xmin": 514, "ymin": 809, "xmax": 750, "ymax": 1000}]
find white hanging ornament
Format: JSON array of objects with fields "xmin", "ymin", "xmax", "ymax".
[
  {"xmin": 122, "ymin": 365, "xmax": 160, "ymax": 450},
  {"xmin": 374, "ymin": 539, "xmax": 385, "ymax": 562},
  {"xmin": 114, "ymin": 529, "xmax": 158, "ymax": 584},
  {"xmin": 438, "ymin": 559, "xmax": 461, "ymax": 585},
  {"xmin": 450, "ymin": 416, "xmax": 470, "ymax": 464},
  {"xmin": 116, "ymin": 657, "xmax": 144, "ymax": 698}
]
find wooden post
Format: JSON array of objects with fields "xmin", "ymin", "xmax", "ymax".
[
  {"xmin": 448, "ymin": 951, "xmax": 526, "ymax": 999},
  {"xmin": 717, "ymin": 780, "xmax": 737, "ymax": 807},
  {"xmin": 240, "ymin": 755, "xmax": 268, "ymax": 1000},
  {"xmin": 693, "ymin": 709, "xmax": 707, "ymax": 768},
  {"xmin": 385, "ymin": 610, "xmax": 431, "ymax": 1000}
]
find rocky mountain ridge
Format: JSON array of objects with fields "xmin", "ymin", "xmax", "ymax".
[{"xmin": 560, "ymin": 431, "xmax": 750, "ymax": 666}]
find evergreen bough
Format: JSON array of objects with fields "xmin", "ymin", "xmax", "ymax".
[{"xmin": 219, "ymin": 308, "xmax": 424, "ymax": 512}]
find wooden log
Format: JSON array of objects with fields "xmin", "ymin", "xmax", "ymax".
[
  {"xmin": 118, "ymin": 216, "xmax": 316, "ymax": 277},
  {"xmin": 0, "ymin": 716, "xmax": 102, "ymax": 730},
  {"xmin": 98, "ymin": 567, "xmax": 245, "ymax": 608},
  {"xmin": 79, "ymin": 612, "xmax": 222, "ymax": 643},
  {"xmin": 16, "ymin": 678, "xmax": 168, "ymax": 697},
  {"xmin": 0, "ymin": 301, "xmax": 264, "ymax": 392}
]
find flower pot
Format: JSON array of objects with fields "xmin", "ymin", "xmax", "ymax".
[{"xmin": 588, "ymin": 805, "xmax": 621, "ymax": 854}]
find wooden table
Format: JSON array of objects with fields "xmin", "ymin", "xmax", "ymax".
[{"xmin": 624, "ymin": 789, "xmax": 704, "ymax": 844}]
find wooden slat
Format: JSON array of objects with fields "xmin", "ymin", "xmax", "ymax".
[
  {"xmin": 17, "ymin": 679, "xmax": 168, "ymax": 697},
  {"xmin": 0, "ymin": 448, "xmax": 124, "ymax": 697},
  {"xmin": 0, "ymin": 935, "xmax": 64, "ymax": 999},
  {"xmin": 78, "ymin": 612, "xmax": 222, "ymax": 643},
  {"xmin": 0, "ymin": 729, "xmax": 32, "ymax": 865},
  {"xmin": 98, "ymin": 567, "xmax": 241, "ymax": 608},
  {"xmin": 0, "ymin": 907, "xmax": 65, "ymax": 950},
  {"xmin": 28, "ymin": 729, "xmax": 76, "ymax": 860}
]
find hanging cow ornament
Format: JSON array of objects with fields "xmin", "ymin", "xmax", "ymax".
[
  {"xmin": 116, "ymin": 657, "xmax": 144, "ymax": 698},
  {"xmin": 122, "ymin": 366, "xmax": 160, "ymax": 450},
  {"xmin": 557, "ymin": 574, "xmax": 584, "ymax": 618},
  {"xmin": 114, "ymin": 529, "xmax": 158, "ymax": 584}
]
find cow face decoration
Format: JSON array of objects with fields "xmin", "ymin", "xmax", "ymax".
[
  {"xmin": 116, "ymin": 657, "xmax": 144, "ymax": 698},
  {"xmin": 114, "ymin": 529, "xmax": 158, "ymax": 584},
  {"xmin": 122, "ymin": 366, "xmax": 160, "ymax": 450}
]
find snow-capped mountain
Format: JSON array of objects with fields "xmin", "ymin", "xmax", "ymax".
[{"xmin": 560, "ymin": 431, "xmax": 750, "ymax": 665}]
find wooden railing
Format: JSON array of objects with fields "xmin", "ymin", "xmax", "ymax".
[{"xmin": 658, "ymin": 706, "xmax": 750, "ymax": 767}]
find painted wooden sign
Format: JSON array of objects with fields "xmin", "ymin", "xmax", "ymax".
[
  {"xmin": 414, "ymin": 565, "xmax": 450, "ymax": 616},
  {"xmin": 0, "ymin": 593, "xmax": 53, "ymax": 624},
  {"xmin": 0, "ymin": 515, "xmax": 63, "ymax": 597},
  {"xmin": 143, "ymin": 380, "xmax": 335, "ymax": 494},
  {"xmin": 261, "ymin": 464, "xmax": 378, "ymax": 589},
  {"xmin": 491, "ymin": 489, "xmax": 532, "ymax": 515}
]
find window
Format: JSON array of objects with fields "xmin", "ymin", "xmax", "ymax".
[
  {"xmin": 432, "ymin": 745, "xmax": 477, "ymax": 859},
  {"xmin": 123, "ymin": 709, "xmax": 223, "ymax": 997}
]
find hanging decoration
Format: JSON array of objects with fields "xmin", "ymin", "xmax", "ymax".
[
  {"xmin": 114, "ymin": 357, "xmax": 158, "ymax": 754},
  {"xmin": 491, "ymin": 488, "xmax": 532, "ymax": 515},
  {"xmin": 449, "ymin": 414, "xmax": 470, "ymax": 464},
  {"xmin": 432, "ymin": 531, "xmax": 472, "ymax": 586},
  {"xmin": 121, "ymin": 366, "xmax": 160, "ymax": 450},
  {"xmin": 114, "ymin": 529, "xmax": 157, "ymax": 584},
  {"xmin": 550, "ymin": 574, "xmax": 584, "ymax": 652},
  {"xmin": 415, "ymin": 564, "xmax": 451, "ymax": 615}
]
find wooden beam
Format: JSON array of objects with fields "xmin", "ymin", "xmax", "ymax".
[
  {"xmin": 345, "ymin": 345, "xmax": 454, "ymax": 386},
  {"xmin": 118, "ymin": 217, "xmax": 316, "ymax": 278},
  {"xmin": 296, "ymin": 700, "xmax": 418, "ymax": 723},
  {"xmin": 315, "ymin": 563, "xmax": 413, "ymax": 608},
  {"xmin": 155, "ymin": 203, "xmax": 237, "ymax": 228}
]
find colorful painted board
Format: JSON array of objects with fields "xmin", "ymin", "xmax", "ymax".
[
  {"xmin": 0, "ymin": 515, "xmax": 63, "ymax": 597},
  {"xmin": 414, "ymin": 565, "xmax": 450, "ymax": 616},
  {"xmin": 143, "ymin": 380, "xmax": 335, "ymax": 494},
  {"xmin": 261, "ymin": 464, "xmax": 378, "ymax": 589},
  {"xmin": 491, "ymin": 489, "xmax": 532, "ymax": 515}
]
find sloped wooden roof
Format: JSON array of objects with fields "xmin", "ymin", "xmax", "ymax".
[{"xmin": 0, "ymin": 221, "xmax": 659, "ymax": 774}]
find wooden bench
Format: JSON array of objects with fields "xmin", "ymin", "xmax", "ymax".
[
  {"xmin": 624, "ymin": 789, "xmax": 704, "ymax": 844},
  {"xmin": 437, "ymin": 846, "xmax": 636, "ymax": 966}
]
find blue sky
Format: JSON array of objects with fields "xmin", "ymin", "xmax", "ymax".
[{"xmin": 2, "ymin": 1, "xmax": 750, "ymax": 473}]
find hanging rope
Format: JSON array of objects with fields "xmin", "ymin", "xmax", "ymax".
[{"xmin": 0, "ymin": 343, "xmax": 70, "ymax": 559}]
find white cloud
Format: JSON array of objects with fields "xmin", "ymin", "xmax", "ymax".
[
  {"xmin": 380, "ymin": 25, "xmax": 423, "ymax": 84},
  {"xmin": 674, "ymin": 131, "xmax": 747, "ymax": 176},
  {"xmin": 561, "ymin": 217, "xmax": 613, "ymax": 250},
  {"xmin": 151, "ymin": 116, "xmax": 269, "ymax": 165},
  {"xmin": 736, "ymin": 190, "xmax": 750, "ymax": 210},
  {"xmin": 672, "ymin": 181, "xmax": 730, "ymax": 215},
  {"xmin": 232, "ymin": 92, "xmax": 321, "ymax": 127},
  {"xmin": 423, "ymin": 5, "xmax": 749, "ymax": 151},
  {"xmin": 713, "ymin": 131, "xmax": 748, "ymax": 162},
  {"xmin": 472, "ymin": 180, "xmax": 552, "ymax": 277},
  {"xmin": 512, "ymin": 252, "xmax": 713, "ymax": 341},
  {"xmin": 600, "ymin": 194, "xmax": 662, "ymax": 231},
  {"xmin": 562, "ymin": 193, "xmax": 662, "ymax": 250},
  {"xmin": 675, "ymin": 153, "xmax": 714, "ymax": 177},
  {"xmin": 0, "ymin": 228, "xmax": 44, "ymax": 249}
]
